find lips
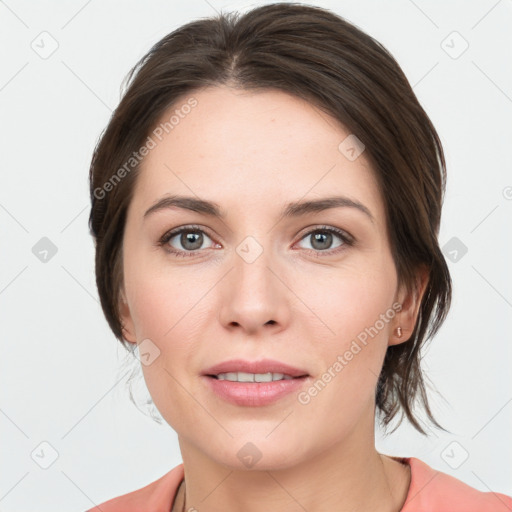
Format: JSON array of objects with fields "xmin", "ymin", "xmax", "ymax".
[{"xmin": 202, "ymin": 358, "xmax": 309, "ymax": 379}]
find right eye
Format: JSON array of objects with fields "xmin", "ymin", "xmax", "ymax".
[{"xmin": 158, "ymin": 225, "xmax": 218, "ymax": 257}]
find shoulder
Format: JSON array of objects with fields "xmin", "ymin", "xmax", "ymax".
[
  {"xmin": 399, "ymin": 456, "xmax": 512, "ymax": 512},
  {"xmin": 85, "ymin": 463, "xmax": 184, "ymax": 512}
]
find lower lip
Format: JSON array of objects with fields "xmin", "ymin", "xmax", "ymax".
[{"xmin": 202, "ymin": 375, "xmax": 309, "ymax": 406}]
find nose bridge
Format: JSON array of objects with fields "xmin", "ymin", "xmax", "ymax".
[
  {"xmin": 219, "ymin": 232, "xmax": 287, "ymax": 331},
  {"xmin": 233, "ymin": 233, "xmax": 276, "ymax": 299}
]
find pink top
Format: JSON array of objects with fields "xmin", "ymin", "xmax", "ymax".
[{"xmin": 86, "ymin": 457, "xmax": 512, "ymax": 511}]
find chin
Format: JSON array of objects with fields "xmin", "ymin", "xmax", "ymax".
[{"xmin": 209, "ymin": 437, "xmax": 309, "ymax": 472}]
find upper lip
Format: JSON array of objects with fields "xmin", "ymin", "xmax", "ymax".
[{"xmin": 202, "ymin": 359, "xmax": 309, "ymax": 378}]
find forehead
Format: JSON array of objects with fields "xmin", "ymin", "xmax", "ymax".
[{"xmin": 131, "ymin": 86, "xmax": 384, "ymax": 222}]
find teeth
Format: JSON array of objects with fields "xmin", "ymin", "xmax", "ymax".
[{"xmin": 215, "ymin": 372, "xmax": 294, "ymax": 382}]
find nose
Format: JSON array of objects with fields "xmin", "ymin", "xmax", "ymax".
[{"xmin": 217, "ymin": 237, "xmax": 291, "ymax": 335}]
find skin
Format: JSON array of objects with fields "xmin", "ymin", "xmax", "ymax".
[{"xmin": 119, "ymin": 85, "xmax": 428, "ymax": 512}]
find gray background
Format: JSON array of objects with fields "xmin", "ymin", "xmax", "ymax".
[{"xmin": 1, "ymin": 0, "xmax": 511, "ymax": 510}]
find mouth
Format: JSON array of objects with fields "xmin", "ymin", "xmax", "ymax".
[
  {"xmin": 206, "ymin": 372, "xmax": 308, "ymax": 382},
  {"xmin": 200, "ymin": 359, "xmax": 310, "ymax": 406},
  {"xmin": 202, "ymin": 373, "xmax": 310, "ymax": 407},
  {"xmin": 201, "ymin": 358, "xmax": 310, "ymax": 380}
]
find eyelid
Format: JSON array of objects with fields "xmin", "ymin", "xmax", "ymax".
[{"xmin": 295, "ymin": 224, "xmax": 354, "ymax": 245}]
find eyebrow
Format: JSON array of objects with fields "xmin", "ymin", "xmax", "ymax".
[{"xmin": 143, "ymin": 194, "xmax": 374, "ymax": 223}]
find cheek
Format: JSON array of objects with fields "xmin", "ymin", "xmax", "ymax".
[
  {"xmin": 124, "ymin": 248, "xmax": 207, "ymax": 341},
  {"xmin": 304, "ymin": 264, "xmax": 396, "ymax": 346},
  {"xmin": 124, "ymin": 262, "xmax": 213, "ymax": 387},
  {"xmin": 128, "ymin": 282, "xmax": 177, "ymax": 340},
  {"xmin": 297, "ymin": 266, "xmax": 396, "ymax": 407},
  {"xmin": 126, "ymin": 269, "xmax": 213, "ymax": 428}
]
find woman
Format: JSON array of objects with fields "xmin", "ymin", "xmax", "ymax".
[{"xmin": 86, "ymin": 3, "xmax": 512, "ymax": 511}]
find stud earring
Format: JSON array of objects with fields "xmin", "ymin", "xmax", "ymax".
[{"xmin": 395, "ymin": 326, "xmax": 403, "ymax": 338}]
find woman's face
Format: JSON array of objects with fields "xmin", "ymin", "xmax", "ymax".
[{"xmin": 120, "ymin": 86, "xmax": 416, "ymax": 470}]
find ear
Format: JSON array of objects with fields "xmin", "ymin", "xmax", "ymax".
[
  {"xmin": 119, "ymin": 285, "xmax": 137, "ymax": 344},
  {"xmin": 389, "ymin": 265, "xmax": 429, "ymax": 346}
]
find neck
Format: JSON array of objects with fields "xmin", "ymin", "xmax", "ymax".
[{"xmin": 174, "ymin": 428, "xmax": 411, "ymax": 512}]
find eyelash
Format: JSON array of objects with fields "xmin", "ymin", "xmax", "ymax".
[{"xmin": 157, "ymin": 224, "xmax": 354, "ymax": 258}]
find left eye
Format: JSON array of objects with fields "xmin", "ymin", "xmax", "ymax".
[{"xmin": 296, "ymin": 228, "xmax": 351, "ymax": 253}]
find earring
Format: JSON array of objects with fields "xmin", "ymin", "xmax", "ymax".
[{"xmin": 395, "ymin": 326, "xmax": 403, "ymax": 338}]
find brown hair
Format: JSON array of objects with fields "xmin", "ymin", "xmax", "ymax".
[{"xmin": 88, "ymin": 2, "xmax": 452, "ymax": 435}]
